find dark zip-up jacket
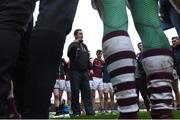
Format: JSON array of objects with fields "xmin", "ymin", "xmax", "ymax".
[{"xmin": 68, "ymin": 40, "xmax": 92, "ymax": 71}]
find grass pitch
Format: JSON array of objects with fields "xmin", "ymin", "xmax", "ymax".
[{"xmin": 50, "ymin": 110, "xmax": 180, "ymax": 119}]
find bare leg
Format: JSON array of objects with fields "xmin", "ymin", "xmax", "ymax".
[{"xmin": 98, "ymin": 89, "xmax": 104, "ymax": 111}]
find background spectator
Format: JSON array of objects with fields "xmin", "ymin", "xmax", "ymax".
[{"xmin": 67, "ymin": 29, "xmax": 94, "ymax": 116}]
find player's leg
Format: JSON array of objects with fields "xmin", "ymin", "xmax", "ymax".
[
  {"xmin": 65, "ymin": 80, "xmax": 71, "ymax": 112},
  {"xmin": 109, "ymin": 83, "xmax": 115, "ymax": 111},
  {"xmin": 103, "ymin": 83, "xmax": 109, "ymax": 112},
  {"xmin": 80, "ymin": 72, "xmax": 94, "ymax": 115},
  {"xmin": 53, "ymin": 80, "xmax": 60, "ymax": 115},
  {"xmin": 93, "ymin": 0, "xmax": 138, "ymax": 118},
  {"xmin": 7, "ymin": 80, "xmax": 21, "ymax": 118},
  {"xmin": 128, "ymin": 0, "xmax": 174, "ymax": 118},
  {"xmin": 0, "ymin": 1, "xmax": 34, "ymax": 110},
  {"xmin": 172, "ymin": 78, "xmax": 180, "ymax": 110},
  {"xmin": 97, "ymin": 78, "xmax": 104, "ymax": 112},
  {"xmin": 58, "ymin": 80, "xmax": 65, "ymax": 114},
  {"xmin": 70, "ymin": 71, "xmax": 81, "ymax": 115},
  {"xmin": 22, "ymin": 0, "xmax": 79, "ymax": 118},
  {"xmin": 89, "ymin": 80, "xmax": 96, "ymax": 111}
]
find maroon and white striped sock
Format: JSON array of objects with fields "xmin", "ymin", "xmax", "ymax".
[
  {"xmin": 102, "ymin": 30, "xmax": 139, "ymax": 119},
  {"xmin": 142, "ymin": 49, "xmax": 174, "ymax": 119}
]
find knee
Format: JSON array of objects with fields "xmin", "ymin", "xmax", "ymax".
[
  {"xmin": 54, "ymin": 94, "xmax": 59, "ymax": 100},
  {"xmin": 91, "ymin": 93, "xmax": 95, "ymax": 98},
  {"xmin": 99, "ymin": 94, "xmax": 104, "ymax": 100}
]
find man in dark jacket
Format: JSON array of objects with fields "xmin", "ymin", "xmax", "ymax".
[
  {"xmin": 160, "ymin": 0, "xmax": 180, "ymax": 88},
  {"xmin": 67, "ymin": 29, "xmax": 94, "ymax": 116}
]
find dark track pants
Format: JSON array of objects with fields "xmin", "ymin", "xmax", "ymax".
[
  {"xmin": 0, "ymin": 0, "xmax": 79, "ymax": 118},
  {"xmin": 70, "ymin": 70, "xmax": 94, "ymax": 115}
]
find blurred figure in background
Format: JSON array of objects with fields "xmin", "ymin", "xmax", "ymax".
[
  {"xmin": 68, "ymin": 29, "xmax": 94, "ymax": 116},
  {"xmin": 172, "ymin": 37, "xmax": 180, "ymax": 77},
  {"xmin": 93, "ymin": 50, "xmax": 105, "ymax": 112},
  {"xmin": 171, "ymin": 37, "xmax": 180, "ymax": 110},
  {"xmin": 135, "ymin": 42, "xmax": 150, "ymax": 111},
  {"xmin": 53, "ymin": 58, "xmax": 67, "ymax": 116},
  {"xmin": 102, "ymin": 65, "xmax": 115, "ymax": 113}
]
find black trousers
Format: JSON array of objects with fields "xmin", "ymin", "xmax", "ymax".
[
  {"xmin": 70, "ymin": 70, "xmax": 94, "ymax": 115},
  {"xmin": 10, "ymin": 18, "xmax": 34, "ymax": 114},
  {"xmin": 0, "ymin": 0, "xmax": 79, "ymax": 118},
  {"xmin": 135, "ymin": 76, "xmax": 150, "ymax": 111},
  {"xmin": 174, "ymin": 55, "xmax": 180, "ymax": 78}
]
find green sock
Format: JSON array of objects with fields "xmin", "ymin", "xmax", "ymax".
[{"xmin": 102, "ymin": 0, "xmax": 128, "ymax": 35}]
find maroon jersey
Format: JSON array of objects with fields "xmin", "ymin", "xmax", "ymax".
[
  {"xmin": 66, "ymin": 62, "xmax": 70, "ymax": 81},
  {"xmin": 57, "ymin": 58, "xmax": 66, "ymax": 79},
  {"xmin": 93, "ymin": 58, "xmax": 104, "ymax": 78}
]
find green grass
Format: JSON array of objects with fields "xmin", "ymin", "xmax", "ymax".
[
  {"xmin": 50, "ymin": 110, "xmax": 180, "ymax": 119},
  {"xmin": 173, "ymin": 110, "xmax": 180, "ymax": 119}
]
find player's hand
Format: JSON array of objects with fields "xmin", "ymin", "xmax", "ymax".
[{"xmin": 90, "ymin": 70, "xmax": 93, "ymax": 75}]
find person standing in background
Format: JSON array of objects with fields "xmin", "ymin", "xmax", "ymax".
[
  {"xmin": 171, "ymin": 37, "xmax": 180, "ymax": 110},
  {"xmin": 68, "ymin": 29, "xmax": 94, "ymax": 116},
  {"xmin": 53, "ymin": 58, "xmax": 67, "ymax": 116},
  {"xmin": 159, "ymin": 1, "xmax": 180, "ymax": 80},
  {"xmin": 92, "ymin": 50, "xmax": 105, "ymax": 112},
  {"xmin": 135, "ymin": 42, "xmax": 150, "ymax": 112},
  {"xmin": 172, "ymin": 37, "xmax": 180, "ymax": 77},
  {"xmin": 159, "ymin": 1, "xmax": 180, "ymax": 110}
]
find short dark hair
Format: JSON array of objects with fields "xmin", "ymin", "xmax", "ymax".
[
  {"xmin": 96, "ymin": 49, "xmax": 102, "ymax": 54},
  {"xmin": 74, "ymin": 29, "xmax": 82, "ymax": 36},
  {"xmin": 172, "ymin": 36, "xmax": 178, "ymax": 40}
]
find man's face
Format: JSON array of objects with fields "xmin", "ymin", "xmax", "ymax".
[
  {"xmin": 97, "ymin": 52, "xmax": 102, "ymax": 59},
  {"xmin": 75, "ymin": 30, "xmax": 83, "ymax": 40},
  {"xmin": 172, "ymin": 37, "xmax": 178, "ymax": 44}
]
